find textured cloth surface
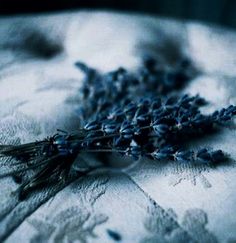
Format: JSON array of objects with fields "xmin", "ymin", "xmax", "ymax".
[{"xmin": 0, "ymin": 10, "xmax": 236, "ymax": 243}]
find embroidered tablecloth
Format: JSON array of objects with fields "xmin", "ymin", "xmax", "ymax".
[{"xmin": 0, "ymin": 10, "xmax": 236, "ymax": 243}]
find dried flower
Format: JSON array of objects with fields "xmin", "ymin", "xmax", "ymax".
[
  {"xmin": 0, "ymin": 57, "xmax": 234, "ymax": 199},
  {"xmin": 75, "ymin": 58, "xmax": 193, "ymax": 122}
]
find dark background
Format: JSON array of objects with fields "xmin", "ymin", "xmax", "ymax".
[{"xmin": 0, "ymin": 0, "xmax": 236, "ymax": 29}]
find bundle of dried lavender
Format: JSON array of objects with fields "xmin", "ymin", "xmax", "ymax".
[{"xmin": 0, "ymin": 58, "xmax": 235, "ymax": 199}]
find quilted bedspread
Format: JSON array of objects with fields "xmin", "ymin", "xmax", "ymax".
[{"xmin": 0, "ymin": 10, "xmax": 236, "ymax": 243}]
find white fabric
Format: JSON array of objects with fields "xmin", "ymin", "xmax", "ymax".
[{"xmin": 0, "ymin": 10, "xmax": 236, "ymax": 243}]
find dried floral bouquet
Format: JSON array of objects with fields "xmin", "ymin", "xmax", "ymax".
[{"xmin": 0, "ymin": 58, "xmax": 235, "ymax": 199}]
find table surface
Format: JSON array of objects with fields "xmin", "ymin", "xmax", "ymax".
[{"xmin": 0, "ymin": 10, "xmax": 236, "ymax": 243}]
